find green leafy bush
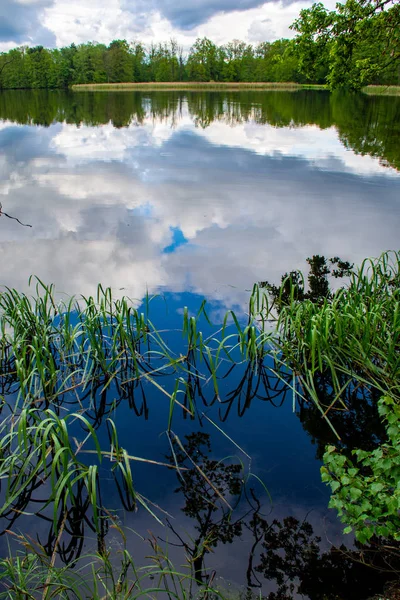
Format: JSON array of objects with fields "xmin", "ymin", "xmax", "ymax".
[{"xmin": 321, "ymin": 396, "xmax": 400, "ymax": 543}]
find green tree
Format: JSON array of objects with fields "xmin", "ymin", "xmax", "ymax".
[
  {"xmin": 73, "ymin": 43, "xmax": 107, "ymax": 84},
  {"xmin": 105, "ymin": 40, "xmax": 132, "ymax": 83},
  {"xmin": 187, "ymin": 38, "xmax": 222, "ymax": 81},
  {"xmin": 25, "ymin": 46, "xmax": 53, "ymax": 88},
  {"xmin": 0, "ymin": 48, "xmax": 30, "ymax": 88},
  {"xmin": 130, "ymin": 41, "xmax": 147, "ymax": 82},
  {"xmin": 145, "ymin": 42, "xmax": 179, "ymax": 82},
  {"xmin": 49, "ymin": 45, "xmax": 77, "ymax": 88},
  {"xmin": 222, "ymin": 39, "xmax": 249, "ymax": 81},
  {"xmin": 292, "ymin": 0, "xmax": 400, "ymax": 89}
]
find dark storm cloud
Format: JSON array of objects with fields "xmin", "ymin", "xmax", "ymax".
[
  {"xmin": 0, "ymin": 0, "xmax": 56, "ymax": 45},
  {"xmin": 123, "ymin": 0, "xmax": 292, "ymax": 30}
]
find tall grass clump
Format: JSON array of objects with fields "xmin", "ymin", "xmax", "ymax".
[
  {"xmin": 0, "ymin": 278, "xmax": 273, "ymax": 413},
  {"xmin": 0, "ymin": 530, "xmax": 229, "ymax": 599},
  {"xmin": 272, "ymin": 251, "xmax": 400, "ymax": 412}
]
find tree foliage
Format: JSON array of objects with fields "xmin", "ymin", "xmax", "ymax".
[
  {"xmin": 322, "ymin": 395, "xmax": 400, "ymax": 543},
  {"xmin": 0, "ymin": 37, "xmax": 305, "ymax": 89},
  {"xmin": 259, "ymin": 255, "xmax": 353, "ymax": 312},
  {"xmin": 292, "ymin": 0, "xmax": 400, "ymax": 89}
]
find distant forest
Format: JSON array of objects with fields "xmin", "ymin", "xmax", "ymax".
[
  {"xmin": 0, "ymin": 1, "xmax": 399, "ymax": 90},
  {"xmin": 0, "ymin": 39, "xmax": 303, "ymax": 89}
]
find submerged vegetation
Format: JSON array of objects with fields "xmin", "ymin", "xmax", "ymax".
[
  {"xmin": 0, "ymin": 278, "xmax": 273, "ymax": 598},
  {"xmin": 0, "ymin": 251, "xmax": 399, "ymax": 597}
]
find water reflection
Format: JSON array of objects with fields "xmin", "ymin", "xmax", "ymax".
[
  {"xmin": 0, "ymin": 304, "xmax": 398, "ymax": 598},
  {"xmin": 298, "ymin": 375, "xmax": 386, "ymax": 461},
  {"xmin": 0, "ymin": 90, "xmax": 399, "ymax": 596},
  {"xmin": 165, "ymin": 432, "xmax": 244, "ymax": 584},
  {"xmin": 163, "ymin": 430, "xmax": 400, "ymax": 598},
  {"xmin": 0, "ymin": 90, "xmax": 399, "ymax": 314},
  {"xmin": 0, "ymin": 90, "xmax": 399, "ymax": 172}
]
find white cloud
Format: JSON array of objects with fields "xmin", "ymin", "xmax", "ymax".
[
  {"xmin": 41, "ymin": 0, "xmax": 151, "ymax": 49},
  {"xmin": 0, "ymin": 0, "xmax": 343, "ymax": 51},
  {"xmin": 0, "ymin": 0, "xmax": 56, "ymax": 48},
  {"xmin": 48, "ymin": 113, "xmax": 192, "ymax": 165},
  {"xmin": 40, "ymin": 0, "xmax": 316, "ymax": 49},
  {"xmin": 197, "ymin": 0, "xmax": 309, "ymax": 45}
]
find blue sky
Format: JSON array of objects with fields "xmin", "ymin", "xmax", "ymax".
[{"xmin": 0, "ymin": 0, "xmax": 336, "ymax": 52}]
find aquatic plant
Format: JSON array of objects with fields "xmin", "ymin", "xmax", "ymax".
[
  {"xmin": 1, "ymin": 250, "xmax": 399, "ymax": 596},
  {"xmin": 0, "ymin": 532, "xmax": 228, "ymax": 599},
  {"xmin": 265, "ymin": 251, "xmax": 400, "ymax": 428},
  {"xmin": 0, "ymin": 277, "xmax": 279, "ymax": 597},
  {"xmin": 259, "ymin": 251, "xmax": 400, "ymax": 544}
]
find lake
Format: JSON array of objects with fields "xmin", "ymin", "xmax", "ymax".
[{"xmin": 0, "ymin": 89, "xmax": 399, "ymax": 598}]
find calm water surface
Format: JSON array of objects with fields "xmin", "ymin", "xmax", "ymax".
[{"xmin": 0, "ymin": 89, "xmax": 399, "ymax": 597}]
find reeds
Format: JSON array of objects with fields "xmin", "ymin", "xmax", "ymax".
[
  {"xmin": 71, "ymin": 82, "xmax": 307, "ymax": 92},
  {"xmin": 362, "ymin": 85, "xmax": 400, "ymax": 96},
  {"xmin": 0, "ymin": 277, "xmax": 277, "ymax": 597},
  {"xmin": 268, "ymin": 251, "xmax": 400, "ymax": 424},
  {"xmin": 70, "ymin": 82, "xmax": 400, "ymax": 96},
  {"xmin": 1, "ymin": 250, "xmax": 397, "ymax": 595},
  {"xmin": 0, "ymin": 531, "xmax": 229, "ymax": 599}
]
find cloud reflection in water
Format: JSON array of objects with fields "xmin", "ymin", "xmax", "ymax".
[{"xmin": 0, "ymin": 97, "xmax": 399, "ymax": 313}]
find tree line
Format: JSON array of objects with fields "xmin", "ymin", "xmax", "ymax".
[
  {"xmin": 0, "ymin": 0, "xmax": 398, "ymax": 90},
  {"xmin": 0, "ymin": 38, "xmax": 303, "ymax": 89}
]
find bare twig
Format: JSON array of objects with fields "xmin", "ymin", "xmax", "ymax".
[{"xmin": 0, "ymin": 202, "xmax": 32, "ymax": 228}]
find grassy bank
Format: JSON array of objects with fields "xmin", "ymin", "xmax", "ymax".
[
  {"xmin": 71, "ymin": 81, "xmax": 400, "ymax": 95},
  {"xmin": 362, "ymin": 85, "xmax": 400, "ymax": 96},
  {"xmin": 71, "ymin": 81, "xmax": 327, "ymax": 92}
]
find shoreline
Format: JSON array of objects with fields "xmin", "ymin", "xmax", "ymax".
[
  {"xmin": 71, "ymin": 81, "xmax": 327, "ymax": 92},
  {"xmin": 70, "ymin": 82, "xmax": 400, "ymax": 95},
  {"xmin": 361, "ymin": 85, "xmax": 400, "ymax": 96},
  {"xmin": 0, "ymin": 82, "xmax": 397, "ymax": 95}
]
